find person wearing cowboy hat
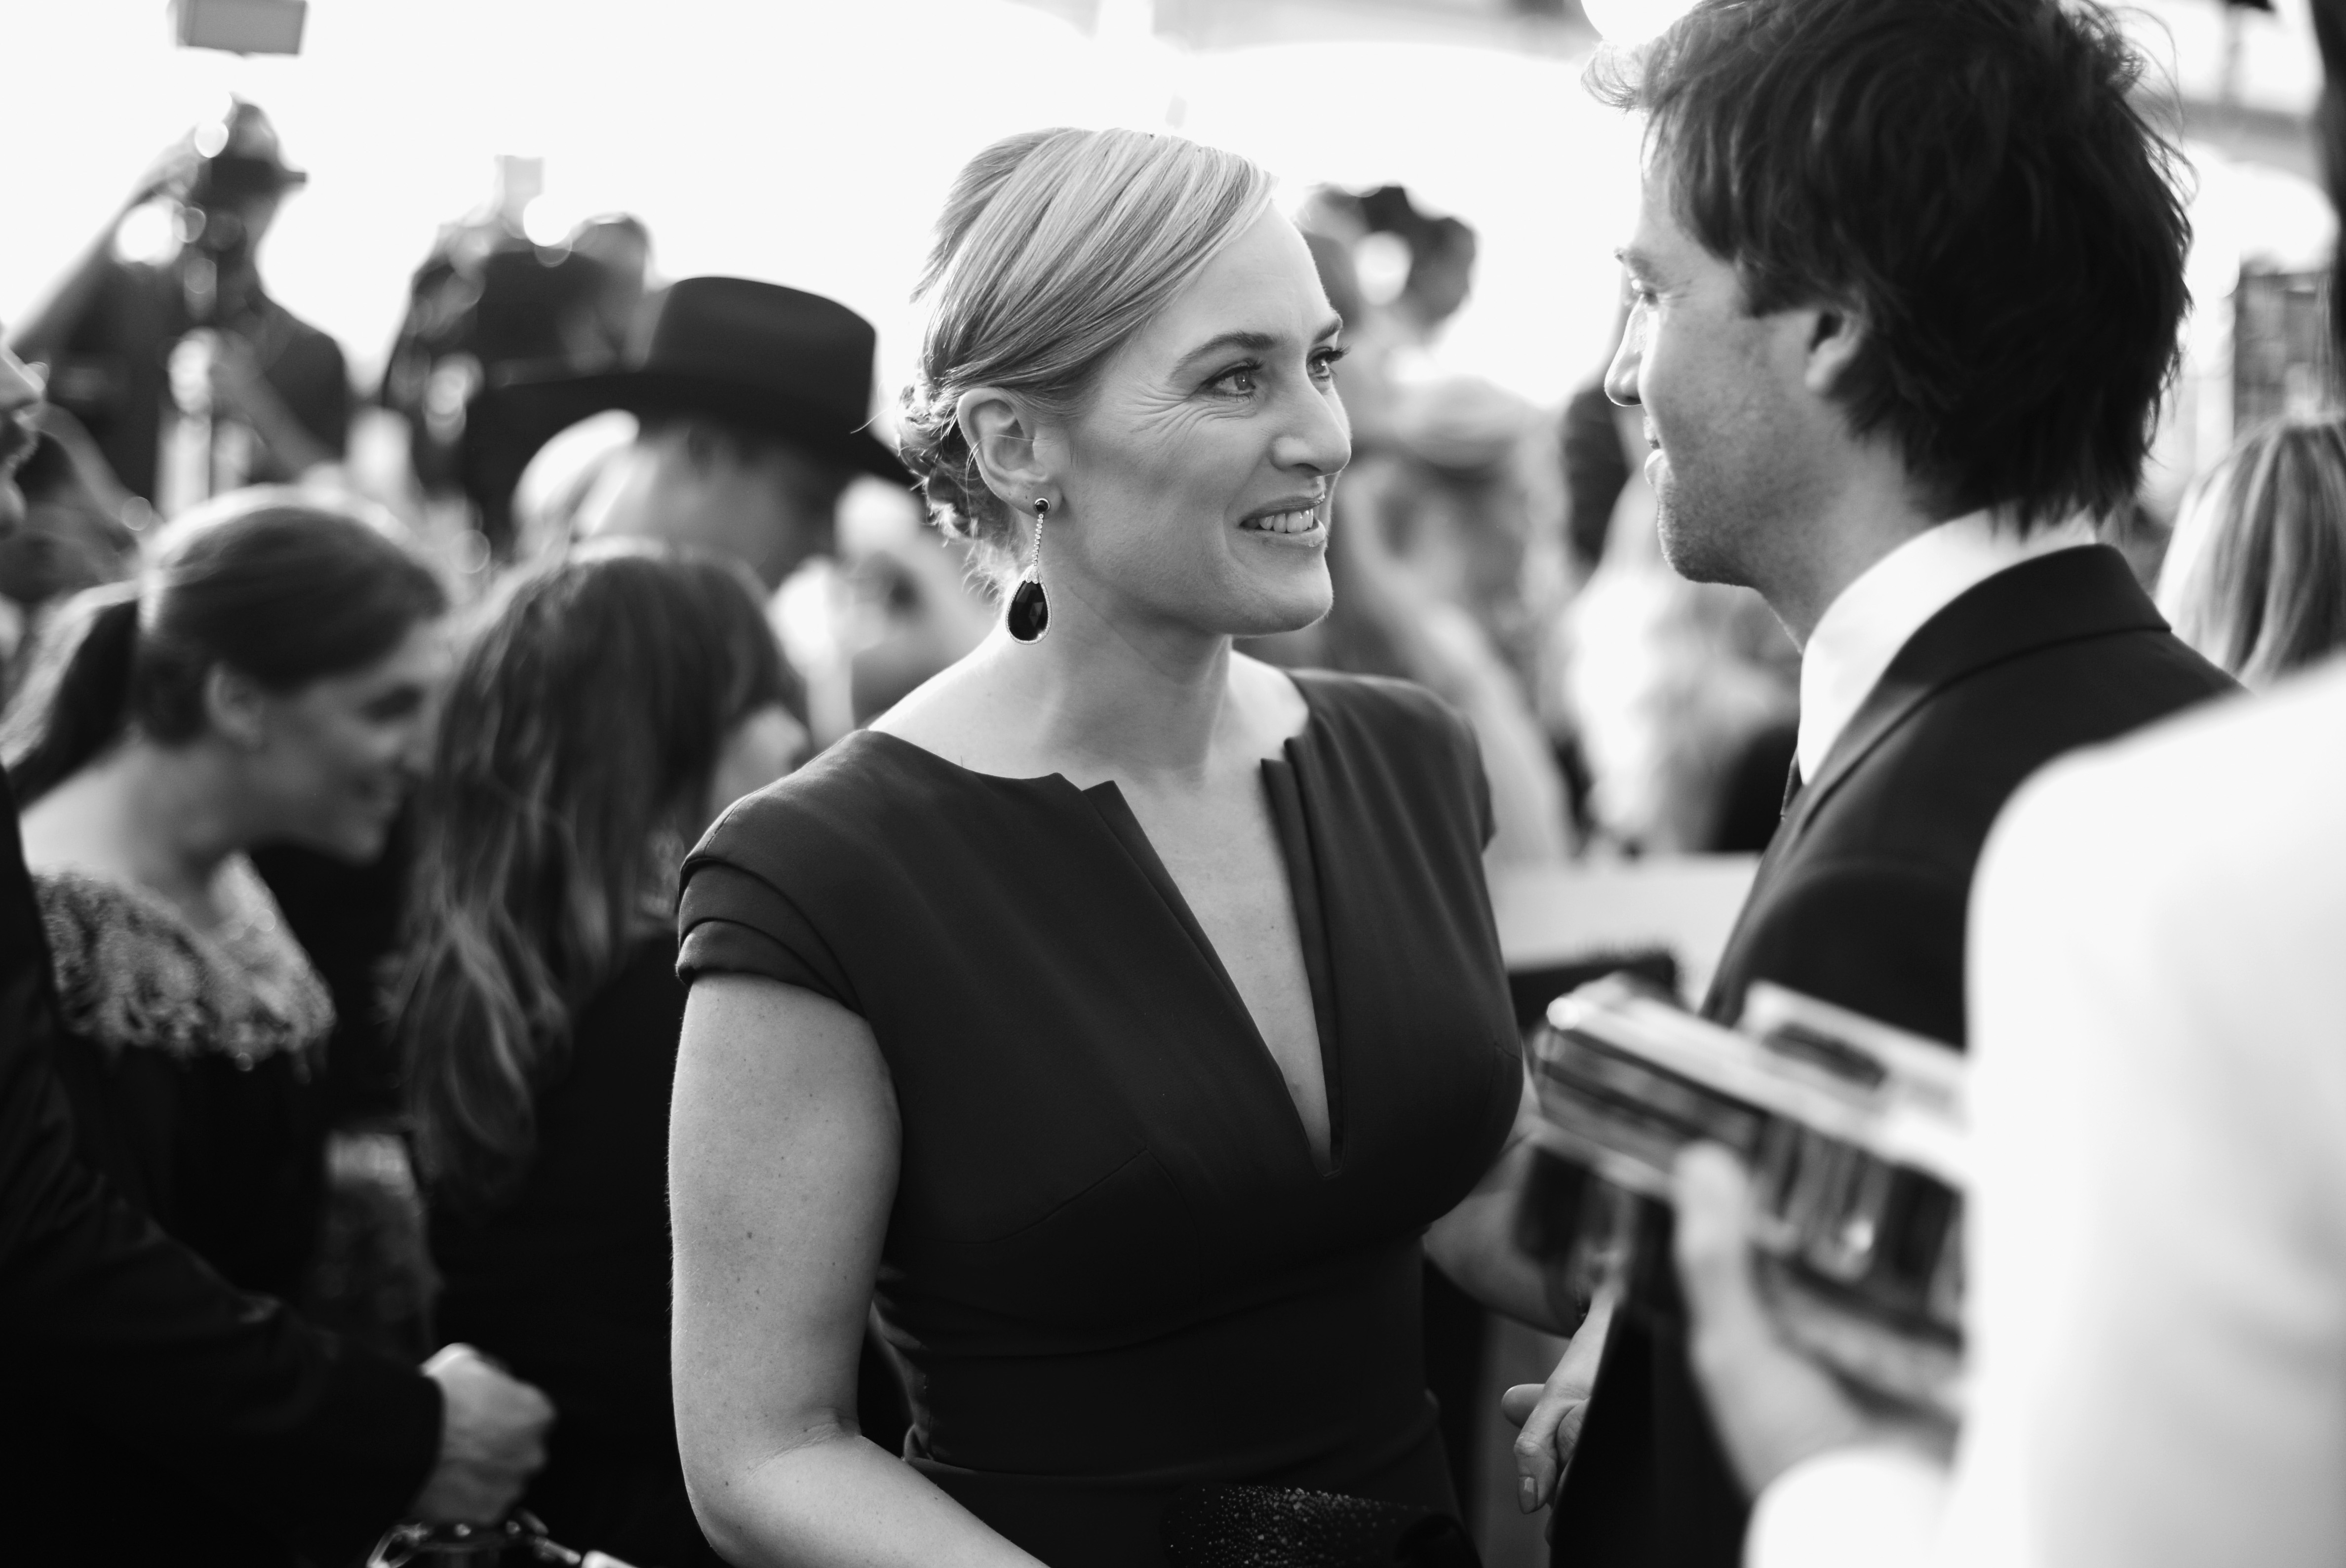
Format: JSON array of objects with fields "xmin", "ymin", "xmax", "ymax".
[
  {"xmin": 464, "ymin": 275, "xmax": 907, "ymax": 591},
  {"xmin": 9, "ymin": 99, "xmax": 350, "ymax": 510}
]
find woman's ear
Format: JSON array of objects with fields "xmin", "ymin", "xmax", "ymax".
[
  {"xmin": 202, "ymin": 665, "xmax": 270, "ymax": 750},
  {"xmin": 955, "ymin": 387, "xmax": 1058, "ymax": 511}
]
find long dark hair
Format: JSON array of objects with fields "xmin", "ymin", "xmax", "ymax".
[
  {"xmin": 0, "ymin": 489, "xmax": 448, "ymax": 803},
  {"xmin": 398, "ymin": 542, "xmax": 790, "ymax": 1209}
]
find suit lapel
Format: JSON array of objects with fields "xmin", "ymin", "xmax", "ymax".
[{"xmin": 1707, "ymin": 545, "xmax": 2167, "ymax": 1014}]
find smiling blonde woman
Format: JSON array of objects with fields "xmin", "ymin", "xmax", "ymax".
[{"xmin": 667, "ymin": 128, "xmax": 1594, "ymax": 1568}]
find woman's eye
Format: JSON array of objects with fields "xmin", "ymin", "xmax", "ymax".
[
  {"xmin": 1210, "ymin": 363, "xmax": 1261, "ymax": 395},
  {"xmin": 1309, "ymin": 346, "xmax": 1350, "ymax": 382}
]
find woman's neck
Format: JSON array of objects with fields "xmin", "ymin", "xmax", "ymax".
[
  {"xmin": 1007, "ymin": 580, "xmax": 1246, "ymax": 785},
  {"xmin": 24, "ymin": 740, "xmax": 253, "ymax": 916}
]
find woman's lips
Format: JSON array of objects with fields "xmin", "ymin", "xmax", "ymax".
[{"xmin": 1238, "ymin": 500, "xmax": 1329, "ymax": 539}]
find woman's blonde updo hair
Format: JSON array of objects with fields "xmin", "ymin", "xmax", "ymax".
[{"xmin": 899, "ymin": 127, "xmax": 1278, "ymax": 587}]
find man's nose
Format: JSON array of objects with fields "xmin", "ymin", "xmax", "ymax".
[{"xmin": 1603, "ymin": 337, "xmax": 1642, "ymax": 409}]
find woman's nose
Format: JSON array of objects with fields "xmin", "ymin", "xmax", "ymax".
[{"xmin": 1274, "ymin": 383, "xmax": 1352, "ymax": 477}]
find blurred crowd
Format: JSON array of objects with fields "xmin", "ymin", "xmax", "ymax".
[{"xmin": 4, "ymin": 55, "xmax": 2346, "ymax": 1568}]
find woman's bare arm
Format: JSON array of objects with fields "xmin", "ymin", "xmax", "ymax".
[
  {"xmin": 668, "ymin": 975, "xmax": 1043, "ymax": 1567},
  {"xmin": 1423, "ymin": 1072, "xmax": 1613, "ymax": 1511},
  {"xmin": 1422, "ymin": 1073, "xmax": 1575, "ymax": 1334}
]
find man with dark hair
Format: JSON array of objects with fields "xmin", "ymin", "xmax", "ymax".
[{"xmin": 1505, "ymin": 2, "xmax": 2236, "ymax": 1563}]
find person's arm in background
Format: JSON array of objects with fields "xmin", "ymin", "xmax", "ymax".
[
  {"xmin": 0, "ymin": 785, "xmax": 551, "ymax": 1565},
  {"xmin": 211, "ymin": 329, "xmax": 343, "ymax": 478},
  {"xmin": 5, "ymin": 141, "xmax": 194, "ymax": 363}
]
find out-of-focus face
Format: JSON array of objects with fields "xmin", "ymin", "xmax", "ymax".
[
  {"xmin": 189, "ymin": 192, "xmax": 281, "ymax": 265},
  {"xmin": 247, "ymin": 620, "xmax": 452, "ymax": 862},
  {"xmin": 702, "ymin": 703, "xmax": 808, "ymax": 830},
  {"xmin": 1049, "ymin": 211, "xmax": 1352, "ymax": 639},
  {"xmin": 587, "ymin": 427, "xmax": 843, "ymax": 591},
  {"xmin": 0, "ymin": 345, "xmax": 44, "ymax": 536},
  {"xmin": 1604, "ymin": 168, "xmax": 1822, "ymax": 589}
]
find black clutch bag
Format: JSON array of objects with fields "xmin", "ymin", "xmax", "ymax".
[{"xmin": 1161, "ymin": 1486, "xmax": 1479, "ymax": 1568}]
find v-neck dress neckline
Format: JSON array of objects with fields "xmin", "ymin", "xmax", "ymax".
[
  {"xmin": 1076, "ymin": 752, "xmax": 1342, "ymax": 1174},
  {"xmin": 861, "ymin": 687, "xmax": 1345, "ymax": 1175},
  {"xmin": 677, "ymin": 670, "xmax": 1521, "ymax": 1568}
]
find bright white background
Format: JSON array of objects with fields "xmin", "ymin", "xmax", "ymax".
[
  {"xmin": 6, "ymin": 0, "xmax": 2331, "ymax": 431},
  {"xmin": 5, "ymin": 0, "xmax": 1645, "ymax": 413}
]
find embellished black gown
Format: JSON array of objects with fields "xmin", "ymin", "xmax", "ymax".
[{"xmin": 677, "ymin": 671, "xmax": 1523, "ymax": 1568}]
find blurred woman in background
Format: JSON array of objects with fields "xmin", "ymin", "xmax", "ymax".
[
  {"xmin": 1, "ymin": 488, "xmax": 447, "ymax": 1301},
  {"xmin": 0, "ymin": 490, "xmax": 463, "ymax": 1568},
  {"xmin": 2157, "ymin": 411, "xmax": 2346, "ymax": 687},
  {"xmin": 398, "ymin": 543, "xmax": 803, "ymax": 1568}
]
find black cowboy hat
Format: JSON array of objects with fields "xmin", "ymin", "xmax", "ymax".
[
  {"xmin": 190, "ymin": 99, "xmax": 309, "ymax": 203},
  {"xmin": 464, "ymin": 276, "xmax": 906, "ymax": 511}
]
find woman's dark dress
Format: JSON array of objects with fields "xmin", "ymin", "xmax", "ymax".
[
  {"xmin": 429, "ymin": 938, "xmax": 722, "ymax": 1568},
  {"xmin": 677, "ymin": 671, "xmax": 1523, "ymax": 1568},
  {"xmin": 30, "ymin": 858, "xmax": 340, "ymax": 1568}
]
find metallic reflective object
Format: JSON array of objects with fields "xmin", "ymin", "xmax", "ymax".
[{"xmin": 1527, "ymin": 974, "xmax": 1967, "ymax": 1418}]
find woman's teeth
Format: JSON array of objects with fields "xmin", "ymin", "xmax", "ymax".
[{"xmin": 1243, "ymin": 508, "xmax": 1321, "ymax": 534}]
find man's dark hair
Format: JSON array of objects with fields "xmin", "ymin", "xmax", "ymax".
[{"xmin": 1591, "ymin": 0, "xmax": 2190, "ymax": 529}]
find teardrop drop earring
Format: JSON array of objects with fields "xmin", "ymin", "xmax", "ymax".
[{"xmin": 1007, "ymin": 496, "xmax": 1051, "ymax": 643}]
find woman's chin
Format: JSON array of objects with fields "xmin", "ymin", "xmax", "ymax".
[
  {"xmin": 1217, "ymin": 583, "xmax": 1333, "ymax": 640},
  {"xmin": 276, "ymin": 808, "xmax": 397, "ymax": 866}
]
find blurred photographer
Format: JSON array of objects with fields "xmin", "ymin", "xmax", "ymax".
[{"xmin": 8, "ymin": 99, "xmax": 349, "ymax": 514}]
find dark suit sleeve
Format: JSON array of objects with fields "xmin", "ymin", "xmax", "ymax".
[
  {"xmin": 1717, "ymin": 856, "xmax": 1971, "ymax": 1046},
  {"xmin": 0, "ymin": 812, "xmax": 441, "ymax": 1564}
]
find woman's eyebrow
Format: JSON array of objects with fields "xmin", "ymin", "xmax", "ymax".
[
  {"xmin": 1173, "ymin": 317, "xmax": 1346, "ymax": 374},
  {"xmin": 1172, "ymin": 330, "xmax": 1280, "ymax": 375}
]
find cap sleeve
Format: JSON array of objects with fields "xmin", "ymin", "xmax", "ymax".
[{"xmin": 676, "ymin": 831, "xmax": 860, "ymax": 1015}]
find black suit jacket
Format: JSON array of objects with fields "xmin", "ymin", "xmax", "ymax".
[
  {"xmin": 1550, "ymin": 545, "xmax": 2237, "ymax": 1568},
  {"xmin": 0, "ymin": 779, "xmax": 442, "ymax": 1566}
]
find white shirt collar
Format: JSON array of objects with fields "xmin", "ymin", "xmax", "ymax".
[{"xmin": 1796, "ymin": 510, "xmax": 2100, "ymax": 783}]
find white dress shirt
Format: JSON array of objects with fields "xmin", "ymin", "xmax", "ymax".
[
  {"xmin": 1748, "ymin": 659, "xmax": 2346, "ymax": 1568},
  {"xmin": 1796, "ymin": 512, "xmax": 2098, "ymax": 783}
]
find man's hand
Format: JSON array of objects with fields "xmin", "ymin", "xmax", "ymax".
[
  {"xmin": 1671, "ymin": 1144, "xmax": 1877, "ymax": 1494},
  {"xmin": 1500, "ymin": 1286, "xmax": 1615, "ymax": 1512},
  {"xmin": 411, "ymin": 1344, "xmax": 555, "ymax": 1525}
]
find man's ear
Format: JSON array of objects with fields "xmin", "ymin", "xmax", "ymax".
[
  {"xmin": 1801, "ymin": 304, "xmax": 1870, "ymax": 400},
  {"xmin": 203, "ymin": 665, "xmax": 270, "ymax": 750},
  {"xmin": 955, "ymin": 388, "xmax": 1058, "ymax": 510}
]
